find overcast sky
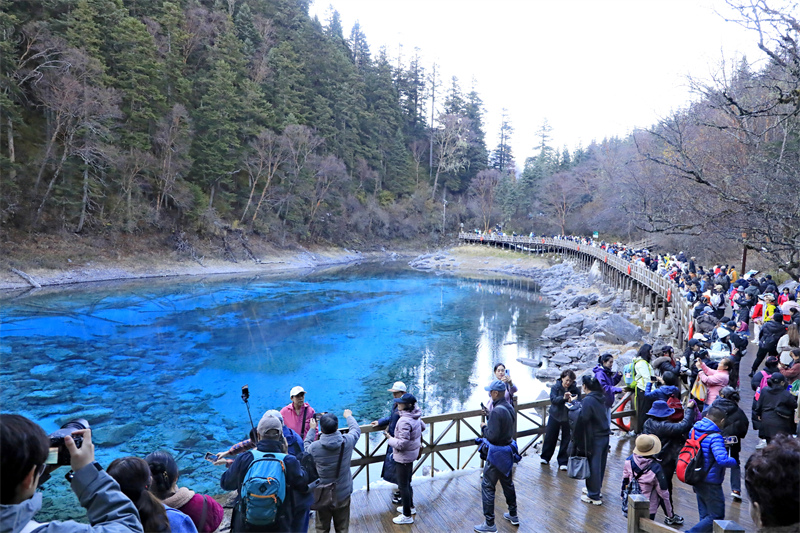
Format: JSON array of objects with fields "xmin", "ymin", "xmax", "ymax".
[{"xmin": 308, "ymin": 0, "xmax": 767, "ymax": 169}]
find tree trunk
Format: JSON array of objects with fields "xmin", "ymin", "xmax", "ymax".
[
  {"xmin": 251, "ymin": 170, "xmax": 275, "ymax": 225},
  {"xmin": 76, "ymin": 162, "xmax": 89, "ymax": 233},
  {"xmin": 34, "ymin": 131, "xmax": 73, "ymax": 228},
  {"xmin": 7, "ymin": 116, "xmax": 15, "ymax": 180}
]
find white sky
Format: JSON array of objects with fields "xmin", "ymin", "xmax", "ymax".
[{"xmin": 308, "ymin": 0, "xmax": 768, "ymax": 169}]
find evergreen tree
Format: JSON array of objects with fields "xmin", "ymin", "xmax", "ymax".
[
  {"xmin": 442, "ymin": 76, "xmax": 464, "ymax": 115},
  {"xmin": 489, "ymin": 110, "xmax": 513, "ymax": 174}
]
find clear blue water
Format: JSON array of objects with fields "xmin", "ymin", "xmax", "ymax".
[{"xmin": 0, "ymin": 262, "xmax": 550, "ymax": 519}]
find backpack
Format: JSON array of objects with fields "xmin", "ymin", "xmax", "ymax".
[
  {"xmin": 710, "ymin": 292, "xmax": 723, "ymax": 309},
  {"xmin": 623, "ymin": 358, "xmax": 640, "ymax": 389},
  {"xmin": 239, "ymin": 451, "xmax": 287, "ymax": 527},
  {"xmin": 676, "ymin": 429, "xmax": 712, "ymax": 485},
  {"xmin": 621, "ymin": 456, "xmax": 651, "ymax": 516},
  {"xmin": 666, "ymin": 396, "xmax": 684, "ymax": 423},
  {"xmin": 754, "ymin": 370, "xmax": 770, "ymax": 401}
]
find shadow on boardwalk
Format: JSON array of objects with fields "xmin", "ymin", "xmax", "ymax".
[{"xmin": 341, "ymin": 351, "xmax": 762, "ymax": 533}]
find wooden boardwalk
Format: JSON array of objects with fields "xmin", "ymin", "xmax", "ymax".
[{"xmin": 341, "ymin": 350, "xmax": 762, "ymax": 533}]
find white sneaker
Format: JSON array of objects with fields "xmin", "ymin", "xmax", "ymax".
[
  {"xmin": 559, "ymin": 465, "xmax": 568, "ymax": 471},
  {"xmin": 756, "ymin": 439, "xmax": 767, "ymax": 450},
  {"xmin": 539, "ymin": 458, "xmax": 548, "ymax": 465},
  {"xmin": 396, "ymin": 506, "xmax": 416, "ymax": 515},
  {"xmin": 582, "ymin": 487, "xmax": 588, "ymax": 494},
  {"xmin": 393, "ymin": 514, "xmax": 414, "ymax": 524}
]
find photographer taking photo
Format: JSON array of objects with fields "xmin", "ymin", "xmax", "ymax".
[{"xmin": 0, "ymin": 414, "xmax": 143, "ymax": 533}]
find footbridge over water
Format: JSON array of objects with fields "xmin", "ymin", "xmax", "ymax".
[{"xmin": 458, "ymin": 232, "xmax": 694, "ymax": 350}]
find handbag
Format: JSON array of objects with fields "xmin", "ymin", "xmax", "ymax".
[
  {"xmin": 691, "ymin": 378, "xmax": 708, "ymax": 403},
  {"xmin": 381, "ymin": 450, "xmax": 397, "ymax": 484},
  {"xmin": 567, "ymin": 455, "xmax": 590, "ymax": 479},
  {"xmin": 310, "ymin": 443, "xmax": 345, "ymax": 511}
]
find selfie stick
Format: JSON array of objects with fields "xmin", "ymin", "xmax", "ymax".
[{"xmin": 241, "ymin": 385, "xmax": 256, "ymax": 436}]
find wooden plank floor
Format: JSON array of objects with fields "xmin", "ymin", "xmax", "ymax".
[{"xmin": 339, "ymin": 346, "xmax": 763, "ymax": 533}]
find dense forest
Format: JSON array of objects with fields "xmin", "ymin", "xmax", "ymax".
[{"xmin": 1, "ymin": 0, "xmax": 798, "ymax": 279}]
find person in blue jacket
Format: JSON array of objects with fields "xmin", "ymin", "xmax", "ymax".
[
  {"xmin": 644, "ymin": 371, "xmax": 681, "ymax": 402},
  {"xmin": 686, "ymin": 407, "xmax": 738, "ymax": 533}
]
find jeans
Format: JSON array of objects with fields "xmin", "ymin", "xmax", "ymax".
[
  {"xmin": 584, "ymin": 435, "xmax": 609, "ymax": 500},
  {"xmin": 540, "ymin": 417, "xmax": 570, "ymax": 465},
  {"xmin": 729, "ymin": 447, "xmax": 741, "ymax": 493},
  {"xmin": 687, "ymin": 483, "xmax": 725, "ymax": 533},
  {"xmin": 395, "ymin": 461, "xmax": 414, "ymax": 517},
  {"xmin": 481, "ymin": 462, "xmax": 517, "ymax": 525},
  {"xmin": 314, "ymin": 495, "xmax": 350, "ymax": 533},
  {"xmin": 659, "ymin": 457, "xmax": 677, "ymax": 514},
  {"xmin": 751, "ymin": 346, "xmax": 776, "ymax": 374},
  {"xmin": 634, "ymin": 391, "xmax": 651, "ymax": 434}
]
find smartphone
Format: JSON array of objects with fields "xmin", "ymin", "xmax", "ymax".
[
  {"xmin": 505, "ymin": 369, "xmax": 510, "ymax": 377},
  {"xmin": 723, "ymin": 436, "xmax": 738, "ymax": 446},
  {"xmin": 650, "ymin": 376, "xmax": 658, "ymax": 382},
  {"xmin": 480, "ymin": 402, "xmax": 487, "ymax": 412},
  {"xmin": 241, "ymin": 385, "xmax": 250, "ymax": 402},
  {"xmin": 204, "ymin": 452, "xmax": 219, "ymax": 462}
]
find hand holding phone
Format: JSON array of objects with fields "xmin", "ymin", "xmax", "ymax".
[{"xmin": 204, "ymin": 452, "xmax": 219, "ymax": 463}]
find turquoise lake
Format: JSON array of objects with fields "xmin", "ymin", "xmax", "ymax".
[{"xmin": 0, "ymin": 262, "xmax": 550, "ymax": 518}]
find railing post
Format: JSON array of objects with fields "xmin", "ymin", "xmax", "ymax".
[
  {"xmin": 713, "ymin": 521, "xmax": 746, "ymax": 533},
  {"xmin": 627, "ymin": 494, "xmax": 649, "ymax": 533}
]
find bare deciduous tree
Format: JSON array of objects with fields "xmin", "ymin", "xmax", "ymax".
[{"xmin": 468, "ymin": 168, "xmax": 500, "ymax": 233}]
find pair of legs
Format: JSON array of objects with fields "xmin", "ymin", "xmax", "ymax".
[
  {"xmin": 750, "ymin": 346, "xmax": 776, "ymax": 375},
  {"xmin": 314, "ymin": 496, "xmax": 351, "ymax": 533},
  {"xmin": 395, "ymin": 461, "xmax": 415, "ymax": 517},
  {"xmin": 540, "ymin": 417, "xmax": 570, "ymax": 465},
  {"xmin": 634, "ymin": 392, "xmax": 651, "ymax": 434},
  {"xmin": 584, "ymin": 436, "xmax": 610, "ymax": 500},
  {"xmin": 687, "ymin": 482, "xmax": 725, "ymax": 533},
  {"xmin": 481, "ymin": 462, "xmax": 517, "ymax": 526}
]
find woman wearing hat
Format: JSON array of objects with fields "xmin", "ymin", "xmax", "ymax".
[
  {"xmin": 643, "ymin": 399, "xmax": 697, "ymax": 519},
  {"xmin": 621, "ymin": 435, "xmax": 682, "ymax": 525},
  {"xmin": 753, "ymin": 372, "xmax": 797, "ymax": 444},
  {"xmin": 386, "ymin": 393, "xmax": 426, "ymax": 524}
]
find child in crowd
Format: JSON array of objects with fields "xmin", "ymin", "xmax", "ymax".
[{"xmin": 621, "ymin": 435, "xmax": 681, "ymax": 526}]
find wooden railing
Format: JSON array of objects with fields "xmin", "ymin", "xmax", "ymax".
[
  {"xmin": 627, "ymin": 495, "xmax": 744, "ymax": 533},
  {"xmin": 459, "ymin": 233, "xmax": 695, "ymax": 348}
]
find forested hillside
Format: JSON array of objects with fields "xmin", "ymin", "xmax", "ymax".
[
  {"xmin": 488, "ymin": 1, "xmax": 800, "ymax": 281},
  {"xmin": 0, "ymin": 0, "xmax": 492, "ymax": 247}
]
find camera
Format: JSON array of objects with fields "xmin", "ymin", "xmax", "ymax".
[{"xmin": 48, "ymin": 419, "xmax": 89, "ymax": 466}]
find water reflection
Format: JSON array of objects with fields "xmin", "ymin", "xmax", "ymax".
[{"xmin": 0, "ymin": 265, "xmax": 550, "ymax": 518}]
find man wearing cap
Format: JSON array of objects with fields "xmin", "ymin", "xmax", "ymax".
[
  {"xmin": 220, "ymin": 414, "xmax": 309, "ymax": 532},
  {"xmin": 281, "ymin": 386, "xmax": 316, "ymax": 440},
  {"xmin": 371, "ymin": 381, "xmax": 407, "ymax": 505},
  {"xmin": 475, "ymin": 380, "xmax": 519, "ymax": 532}
]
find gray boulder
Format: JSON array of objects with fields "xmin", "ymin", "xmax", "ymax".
[
  {"xmin": 598, "ymin": 314, "xmax": 643, "ymax": 344},
  {"xmin": 541, "ymin": 313, "xmax": 585, "ymax": 341},
  {"xmin": 548, "ymin": 354, "xmax": 573, "ymax": 365}
]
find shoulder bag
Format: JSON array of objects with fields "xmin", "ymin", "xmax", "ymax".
[{"xmin": 310, "ymin": 443, "xmax": 345, "ymax": 511}]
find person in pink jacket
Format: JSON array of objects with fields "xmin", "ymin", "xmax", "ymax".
[
  {"xmin": 385, "ymin": 393, "xmax": 426, "ymax": 525},
  {"xmin": 696, "ymin": 358, "xmax": 731, "ymax": 407},
  {"xmin": 279, "ymin": 385, "xmax": 316, "ymax": 439},
  {"xmin": 622, "ymin": 435, "xmax": 680, "ymax": 525}
]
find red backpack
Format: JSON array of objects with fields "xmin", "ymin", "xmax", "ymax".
[
  {"xmin": 666, "ymin": 396, "xmax": 684, "ymax": 422},
  {"xmin": 677, "ymin": 429, "xmax": 710, "ymax": 485}
]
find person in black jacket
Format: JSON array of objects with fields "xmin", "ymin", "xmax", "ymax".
[
  {"xmin": 539, "ymin": 369, "xmax": 580, "ymax": 469},
  {"xmin": 753, "ymin": 373, "xmax": 796, "ymax": 444},
  {"xmin": 652, "ymin": 346, "xmax": 682, "ymax": 376},
  {"xmin": 220, "ymin": 414, "xmax": 309, "ymax": 532},
  {"xmin": 642, "ymin": 399, "xmax": 697, "ymax": 518},
  {"xmin": 574, "ymin": 375, "xmax": 611, "ymax": 506},
  {"xmin": 750, "ymin": 313, "xmax": 787, "ymax": 377},
  {"xmin": 475, "ymin": 380, "xmax": 518, "ymax": 532},
  {"xmin": 710, "ymin": 387, "xmax": 749, "ymax": 501}
]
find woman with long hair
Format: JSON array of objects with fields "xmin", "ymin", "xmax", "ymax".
[
  {"xmin": 107, "ymin": 456, "xmax": 197, "ymax": 533},
  {"xmin": 146, "ymin": 451, "xmax": 224, "ymax": 533}
]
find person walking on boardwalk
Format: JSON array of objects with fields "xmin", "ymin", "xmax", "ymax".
[
  {"xmin": 574, "ymin": 375, "xmax": 611, "ymax": 506},
  {"xmin": 386, "ymin": 393, "xmax": 425, "ymax": 525},
  {"xmin": 685, "ymin": 407, "xmax": 737, "ymax": 533},
  {"xmin": 370, "ymin": 380, "xmax": 407, "ymax": 505},
  {"xmin": 540, "ymin": 369, "xmax": 580, "ymax": 470},
  {"xmin": 475, "ymin": 380, "xmax": 520, "ymax": 532}
]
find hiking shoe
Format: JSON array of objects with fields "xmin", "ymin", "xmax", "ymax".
[
  {"xmin": 474, "ymin": 523, "xmax": 497, "ymax": 533},
  {"xmin": 731, "ymin": 490, "xmax": 742, "ymax": 501},
  {"xmin": 391, "ymin": 495, "xmax": 402, "ymax": 504},
  {"xmin": 503, "ymin": 512, "xmax": 520, "ymax": 526},
  {"xmin": 665, "ymin": 514, "xmax": 684, "ymax": 526},
  {"xmin": 396, "ymin": 506, "xmax": 416, "ymax": 515},
  {"xmin": 393, "ymin": 514, "xmax": 414, "ymax": 525},
  {"xmin": 539, "ymin": 457, "xmax": 548, "ymax": 465},
  {"xmin": 581, "ymin": 494, "xmax": 602, "ymax": 505},
  {"xmin": 558, "ymin": 465, "xmax": 568, "ymax": 471}
]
